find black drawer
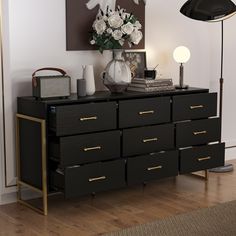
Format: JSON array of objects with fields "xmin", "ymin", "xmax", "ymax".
[
  {"xmin": 176, "ymin": 118, "xmax": 221, "ymax": 148},
  {"xmin": 172, "ymin": 93, "xmax": 217, "ymax": 121},
  {"xmin": 49, "ymin": 131, "xmax": 120, "ymax": 166},
  {"xmin": 127, "ymin": 150, "xmax": 179, "ymax": 185},
  {"xmin": 50, "ymin": 159, "xmax": 126, "ymax": 198},
  {"xmin": 119, "ymin": 97, "xmax": 171, "ymax": 128},
  {"xmin": 123, "ymin": 124, "xmax": 174, "ymax": 157},
  {"xmin": 49, "ymin": 102, "xmax": 117, "ymax": 136},
  {"xmin": 179, "ymin": 143, "xmax": 225, "ymax": 174}
]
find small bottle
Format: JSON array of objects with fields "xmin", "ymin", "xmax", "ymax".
[{"xmin": 77, "ymin": 79, "xmax": 86, "ymax": 97}]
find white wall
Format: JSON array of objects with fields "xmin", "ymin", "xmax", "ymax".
[
  {"xmin": 208, "ymin": 6, "xmax": 236, "ymax": 155},
  {"xmin": 0, "ymin": 0, "xmax": 235, "ymax": 202}
]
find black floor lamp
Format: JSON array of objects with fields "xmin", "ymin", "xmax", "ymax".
[{"xmin": 180, "ymin": 0, "xmax": 236, "ymax": 173}]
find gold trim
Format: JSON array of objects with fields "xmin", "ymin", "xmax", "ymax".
[
  {"xmin": 18, "ymin": 181, "xmax": 43, "ymax": 194},
  {"xmin": 147, "ymin": 166, "xmax": 162, "ymax": 171},
  {"xmin": 193, "ymin": 131, "xmax": 207, "ymax": 136},
  {"xmin": 190, "ymin": 170, "xmax": 209, "ymax": 181},
  {"xmin": 84, "ymin": 146, "xmax": 101, "ymax": 152},
  {"xmin": 139, "ymin": 110, "xmax": 154, "ymax": 115},
  {"xmin": 89, "ymin": 176, "xmax": 106, "ymax": 182},
  {"xmin": 190, "ymin": 105, "xmax": 204, "ymax": 109},
  {"xmin": 80, "ymin": 116, "xmax": 97, "ymax": 121},
  {"xmin": 143, "ymin": 138, "xmax": 158, "ymax": 143},
  {"xmin": 198, "ymin": 156, "xmax": 211, "ymax": 162},
  {"xmin": 16, "ymin": 113, "xmax": 48, "ymax": 216}
]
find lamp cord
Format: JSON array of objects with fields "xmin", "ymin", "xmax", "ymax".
[{"xmin": 219, "ymin": 20, "xmax": 224, "ymax": 143}]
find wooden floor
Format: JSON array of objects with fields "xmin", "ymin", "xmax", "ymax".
[{"xmin": 1, "ymin": 160, "xmax": 236, "ymax": 236}]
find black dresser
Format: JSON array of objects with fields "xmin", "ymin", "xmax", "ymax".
[{"xmin": 17, "ymin": 88, "xmax": 225, "ymax": 215}]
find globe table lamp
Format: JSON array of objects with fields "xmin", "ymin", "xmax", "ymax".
[
  {"xmin": 173, "ymin": 46, "xmax": 191, "ymax": 89},
  {"xmin": 180, "ymin": 0, "xmax": 236, "ymax": 172}
]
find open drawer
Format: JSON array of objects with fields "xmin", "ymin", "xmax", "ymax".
[{"xmin": 50, "ymin": 159, "xmax": 126, "ymax": 198}]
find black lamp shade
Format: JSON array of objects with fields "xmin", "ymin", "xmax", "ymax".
[{"xmin": 180, "ymin": 0, "xmax": 236, "ymax": 21}]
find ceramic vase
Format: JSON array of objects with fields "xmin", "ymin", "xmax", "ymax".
[
  {"xmin": 83, "ymin": 65, "xmax": 95, "ymax": 96},
  {"xmin": 102, "ymin": 49, "xmax": 132, "ymax": 93}
]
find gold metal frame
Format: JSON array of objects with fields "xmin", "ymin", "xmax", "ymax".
[
  {"xmin": 190, "ymin": 170, "xmax": 209, "ymax": 181},
  {"xmin": 16, "ymin": 113, "xmax": 48, "ymax": 215}
]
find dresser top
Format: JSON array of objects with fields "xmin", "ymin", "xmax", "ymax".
[{"xmin": 18, "ymin": 87, "xmax": 209, "ymax": 105}]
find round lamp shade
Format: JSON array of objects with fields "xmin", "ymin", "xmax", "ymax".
[
  {"xmin": 180, "ymin": 0, "xmax": 236, "ymax": 22},
  {"xmin": 173, "ymin": 46, "xmax": 191, "ymax": 63}
]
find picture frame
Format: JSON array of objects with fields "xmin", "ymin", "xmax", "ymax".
[
  {"xmin": 123, "ymin": 51, "xmax": 147, "ymax": 78},
  {"xmin": 66, "ymin": 0, "xmax": 146, "ymax": 50}
]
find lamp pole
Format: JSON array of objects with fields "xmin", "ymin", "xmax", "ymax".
[{"xmin": 219, "ymin": 20, "xmax": 224, "ymax": 143}]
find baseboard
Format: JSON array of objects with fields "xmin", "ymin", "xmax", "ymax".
[
  {"xmin": 0, "ymin": 187, "xmax": 40, "ymax": 205},
  {"xmin": 225, "ymin": 147, "xmax": 236, "ymax": 161},
  {"xmin": 0, "ymin": 191, "xmax": 17, "ymax": 205}
]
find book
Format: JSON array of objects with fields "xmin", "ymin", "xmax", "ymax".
[
  {"xmin": 127, "ymin": 85, "xmax": 175, "ymax": 92},
  {"xmin": 132, "ymin": 78, "xmax": 173, "ymax": 86},
  {"xmin": 129, "ymin": 82, "xmax": 173, "ymax": 88}
]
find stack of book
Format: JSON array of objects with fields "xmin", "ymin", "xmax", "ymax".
[{"xmin": 127, "ymin": 78, "xmax": 175, "ymax": 92}]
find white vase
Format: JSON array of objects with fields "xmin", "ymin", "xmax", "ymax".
[
  {"xmin": 103, "ymin": 49, "xmax": 132, "ymax": 93},
  {"xmin": 83, "ymin": 65, "xmax": 95, "ymax": 96}
]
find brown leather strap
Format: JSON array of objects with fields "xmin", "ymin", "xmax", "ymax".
[{"xmin": 32, "ymin": 67, "xmax": 67, "ymax": 77}]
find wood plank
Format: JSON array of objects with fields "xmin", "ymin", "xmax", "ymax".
[{"xmin": 0, "ymin": 160, "xmax": 236, "ymax": 236}]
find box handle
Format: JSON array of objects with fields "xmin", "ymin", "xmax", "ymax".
[
  {"xmin": 80, "ymin": 116, "xmax": 98, "ymax": 121},
  {"xmin": 147, "ymin": 165, "xmax": 162, "ymax": 171},
  {"xmin": 32, "ymin": 67, "xmax": 67, "ymax": 77},
  {"xmin": 139, "ymin": 110, "xmax": 155, "ymax": 115},
  {"xmin": 143, "ymin": 138, "xmax": 158, "ymax": 143},
  {"xmin": 89, "ymin": 176, "xmax": 106, "ymax": 182},
  {"xmin": 84, "ymin": 146, "xmax": 101, "ymax": 152},
  {"xmin": 198, "ymin": 156, "xmax": 211, "ymax": 162},
  {"xmin": 193, "ymin": 131, "xmax": 207, "ymax": 136},
  {"xmin": 190, "ymin": 105, "xmax": 204, "ymax": 109}
]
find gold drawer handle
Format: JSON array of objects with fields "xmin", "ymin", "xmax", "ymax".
[
  {"xmin": 139, "ymin": 110, "xmax": 155, "ymax": 115},
  {"xmin": 143, "ymin": 138, "xmax": 158, "ymax": 143},
  {"xmin": 190, "ymin": 105, "xmax": 204, "ymax": 110},
  {"xmin": 84, "ymin": 146, "xmax": 101, "ymax": 152},
  {"xmin": 193, "ymin": 131, "xmax": 207, "ymax": 135},
  {"xmin": 147, "ymin": 165, "xmax": 163, "ymax": 171},
  {"xmin": 80, "ymin": 116, "xmax": 97, "ymax": 121},
  {"xmin": 198, "ymin": 156, "xmax": 211, "ymax": 162},
  {"xmin": 89, "ymin": 176, "xmax": 106, "ymax": 182}
]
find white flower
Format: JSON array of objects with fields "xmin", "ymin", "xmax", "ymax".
[
  {"xmin": 130, "ymin": 30, "xmax": 143, "ymax": 45},
  {"xmin": 93, "ymin": 19, "xmax": 106, "ymax": 35},
  {"xmin": 134, "ymin": 21, "xmax": 142, "ymax": 30},
  {"xmin": 107, "ymin": 28, "xmax": 113, "ymax": 34},
  {"xmin": 119, "ymin": 39, "xmax": 125, "ymax": 46},
  {"xmin": 121, "ymin": 13, "xmax": 130, "ymax": 20},
  {"xmin": 108, "ymin": 13, "xmax": 123, "ymax": 29},
  {"xmin": 112, "ymin": 30, "xmax": 123, "ymax": 40},
  {"xmin": 90, "ymin": 39, "xmax": 96, "ymax": 45},
  {"xmin": 103, "ymin": 15, "xmax": 108, "ymax": 21},
  {"xmin": 121, "ymin": 22, "xmax": 134, "ymax": 35}
]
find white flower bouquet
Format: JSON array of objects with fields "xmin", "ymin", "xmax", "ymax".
[{"xmin": 90, "ymin": 6, "xmax": 143, "ymax": 53}]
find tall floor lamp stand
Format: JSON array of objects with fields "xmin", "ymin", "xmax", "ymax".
[{"xmin": 210, "ymin": 21, "xmax": 234, "ymax": 173}]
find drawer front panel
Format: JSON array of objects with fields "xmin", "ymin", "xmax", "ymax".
[
  {"xmin": 119, "ymin": 97, "xmax": 171, "ymax": 128},
  {"xmin": 172, "ymin": 93, "xmax": 217, "ymax": 121},
  {"xmin": 127, "ymin": 150, "xmax": 179, "ymax": 185},
  {"xmin": 123, "ymin": 124, "xmax": 174, "ymax": 157},
  {"xmin": 176, "ymin": 118, "xmax": 221, "ymax": 148},
  {"xmin": 51, "ymin": 159, "xmax": 126, "ymax": 198},
  {"xmin": 179, "ymin": 143, "xmax": 225, "ymax": 174},
  {"xmin": 50, "ymin": 131, "xmax": 120, "ymax": 166},
  {"xmin": 50, "ymin": 102, "xmax": 117, "ymax": 136}
]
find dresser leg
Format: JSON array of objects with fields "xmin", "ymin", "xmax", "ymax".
[{"xmin": 16, "ymin": 114, "xmax": 48, "ymax": 216}]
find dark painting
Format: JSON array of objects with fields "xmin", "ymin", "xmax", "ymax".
[{"xmin": 66, "ymin": 0, "xmax": 145, "ymax": 50}]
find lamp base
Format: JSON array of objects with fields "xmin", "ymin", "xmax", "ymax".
[
  {"xmin": 209, "ymin": 163, "xmax": 234, "ymax": 173},
  {"xmin": 175, "ymin": 84, "xmax": 189, "ymax": 89}
]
